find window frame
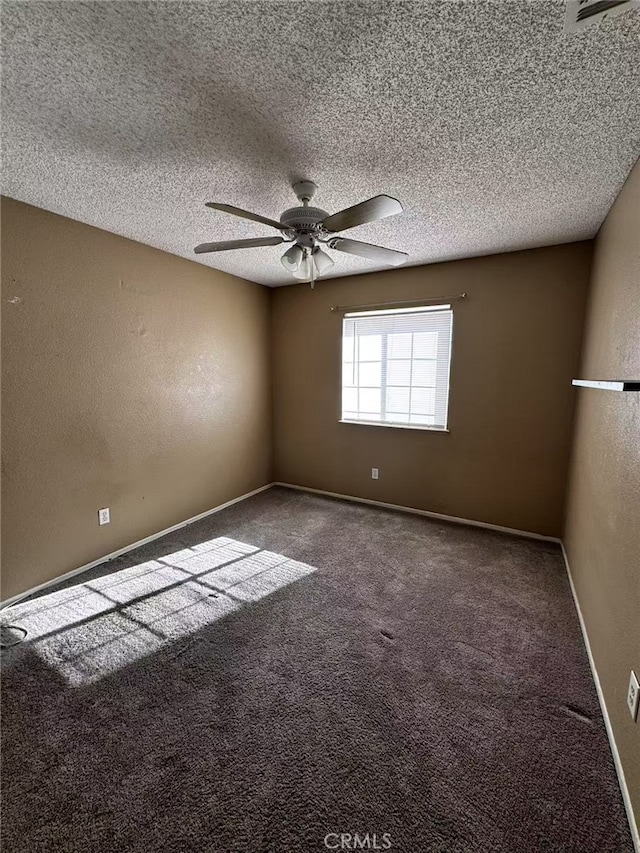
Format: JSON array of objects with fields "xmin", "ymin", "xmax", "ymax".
[{"xmin": 338, "ymin": 304, "xmax": 453, "ymax": 433}]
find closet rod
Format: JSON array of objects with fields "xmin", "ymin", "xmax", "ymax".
[{"xmin": 329, "ymin": 293, "xmax": 467, "ymax": 313}]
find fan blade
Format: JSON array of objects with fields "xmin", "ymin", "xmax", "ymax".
[
  {"xmin": 195, "ymin": 236, "xmax": 284, "ymax": 254},
  {"xmin": 321, "ymin": 194, "xmax": 403, "ymax": 233},
  {"xmin": 328, "ymin": 237, "xmax": 407, "ymax": 266},
  {"xmin": 205, "ymin": 202, "xmax": 286, "ymax": 231}
]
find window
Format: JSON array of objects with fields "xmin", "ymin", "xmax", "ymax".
[{"xmin": 341, "ymin": 305, "xmax": 453, "ymax": 430}]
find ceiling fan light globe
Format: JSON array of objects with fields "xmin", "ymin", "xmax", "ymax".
[
  {"xmin": 281, "ymin": 244, "xmax": 304, "ymax": 272},
  {"xmin": 292, "ymin": 255, "xmax": 313, "ymax": 280},
  {"xmin": 312, "ymin": 247, "xmax": 334, "ymax": 275}
]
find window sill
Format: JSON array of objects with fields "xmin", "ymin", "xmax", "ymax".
[{"xmin": 339, "ymin": 419, "xmax": 450, "ymax": 433}]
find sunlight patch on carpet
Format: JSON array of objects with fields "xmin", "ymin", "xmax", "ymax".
[{"xmin": 0, "ymin": 537, "xmax": 316, "ymax": 685}]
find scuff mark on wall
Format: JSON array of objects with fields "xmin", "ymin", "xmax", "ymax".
[{"xmin": 119, "ymin": 279, "xmax": 147, "ymax": 295}]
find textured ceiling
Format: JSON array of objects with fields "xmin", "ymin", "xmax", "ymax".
[{"xmin": 2, "ymin": 1, "xmax": 639, "ymax": 287}]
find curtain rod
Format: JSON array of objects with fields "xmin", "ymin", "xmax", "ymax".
[{"xmin": 329, "ymin": 293, "xmax": 467, "ymax": 313}]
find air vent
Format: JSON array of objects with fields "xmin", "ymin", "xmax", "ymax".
[{"xmin": 564, "ymin": 0, "xmax": 639, "ymax": 32}]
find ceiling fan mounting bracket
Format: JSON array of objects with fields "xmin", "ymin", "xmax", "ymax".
[{"xmin": 292, "ymin": 180, "xmax": 318, "ymax": 204}]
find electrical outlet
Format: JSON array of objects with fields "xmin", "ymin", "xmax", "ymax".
[
  {"xmin": 98, "ymin": 507, "xmax": 110, "ymax": 526},
  {"xmin": 371, "ymin": 468, "xmax": 379, "ymax": 480},
  {"xmin": 627, "ymin": 670, "xmax": 639, "ymax": 721}
]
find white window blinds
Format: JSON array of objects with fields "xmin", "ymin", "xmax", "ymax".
[{"xmin": 341, "ymin": 305, "xmax": 453, "ymax": 430}]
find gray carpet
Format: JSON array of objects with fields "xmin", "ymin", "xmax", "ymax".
[{"xmin": 0, "ymin": 486, "xmax": 633, "ymax": 852}]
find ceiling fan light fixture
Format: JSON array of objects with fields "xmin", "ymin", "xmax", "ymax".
[{"xmin": 281, "ymin": 243, "xmax": 304, "ymax": 272}]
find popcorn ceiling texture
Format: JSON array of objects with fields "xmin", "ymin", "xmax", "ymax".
[{"xmin": 2, "ymin": 0, "xmax": 639, "ymax": 287}]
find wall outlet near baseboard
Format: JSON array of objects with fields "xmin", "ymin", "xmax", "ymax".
[
  {"xmin": 627, "ymin": 670, "xmax": 639, "ymax": 721},
  {"xmin": 98, "ymin": 507, "xmax": 110, "ymax": 526},
  {"xmin": 371, "ymin": 468, "xmax": 379, "ymax": 480}
]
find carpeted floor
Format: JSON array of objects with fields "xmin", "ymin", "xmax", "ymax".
[{"xmin": 0, "ymin": 486, "xmax": 633, "ymax": 852}]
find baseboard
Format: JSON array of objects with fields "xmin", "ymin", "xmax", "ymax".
[
  {"xmin": 0, "ymin": 483, "xmax": 276, "ymax": 611},
  {"xmin": 275, "ymin": 482, "xmax": 561, "ymax": 543},
  {"xmin": 560, "ymin": 543, "xmax": 640, "ymax": 852}
]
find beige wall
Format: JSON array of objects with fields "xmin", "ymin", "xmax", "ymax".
[
  {"xmin": 564, "ymin": 160, "xmax": 640, "ymax": 824},
  {"xmin": 1, "ymin": 197, "xmax": 272, "ymax": 601},
  {"xmin": 271, "ymin": 243, "xmax": 592, "ymax": 537}
]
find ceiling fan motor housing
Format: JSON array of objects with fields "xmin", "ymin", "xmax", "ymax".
[{"xmin": 279, "ymin": 206, "xmax": 330, "ymax": 238}]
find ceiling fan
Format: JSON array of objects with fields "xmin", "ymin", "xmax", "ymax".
[{"xmin": 194, "ymin": 180, "xmax": 408, "ymax": 286}]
